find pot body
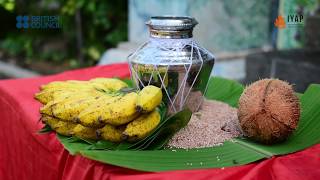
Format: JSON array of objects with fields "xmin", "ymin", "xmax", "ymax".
[{"xmin": 128, "ymin": 16, "xmax": 215, "ymax": 113}]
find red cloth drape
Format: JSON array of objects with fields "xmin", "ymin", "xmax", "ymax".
[{"xmin": 0, "ymin": 63, "xmax": 319, "ymax": 180}]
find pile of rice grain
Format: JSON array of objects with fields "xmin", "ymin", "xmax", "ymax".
[{"xmin": 167, "ymin": 99, "xmax": 243, "ymax": 149}]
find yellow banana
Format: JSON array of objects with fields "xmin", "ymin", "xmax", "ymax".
[
  {"xmin": 96, "ymin": 124, "xmax": 125, "ymax": 142},
  {"xmin": 72, "ymin": 124, "xmax": 98, "ymax": 140},
  {"xmin": 136, "ymin": 85, "xmax": 162, "ymax": 113},
  {"xmin": 123, "ymin": 110, "xmax": 161, "ymax": 142},
  {"xmin": 51, "ymin": 92, "xmax": 109, "ymax": 121},
  {"xmin": 39, "ymin": 93, "xmax": 81, "ymax": 115},
  {"xmin": 89, "ymin": 78, "xmax": 128, "ymax": 91},
  {"xmin": 41, "ymin": 115, "xmax": 60, "ymax": 129},
  {"xmin": 99, "ymin": 92, "xmax": 139, "ymax": 126},
  {"xmin": 36, "ymin": 86, "xmax": 104, "ymax": 105},
  {"xmin": 40, "ymin": 100, "xmax": 56, "ymax": 116},
  {"xmin": 40, "ymin": 80, "xmax": 89, "ymax": 90},
  {"xmin": 39, "ymin": 90, "xmax": 105, "ymax": 117},
  {"xmin": 76, "ymin": 95, "xmax": 122, "ymax": 127},
  {"xmin": 54, "ymin": 89, "xmax": 103, "ymax": 101},
  {"xmin": 51, "ymin": 97, "xmax": 97, "ymax": 121},
  {"xmin": 36, "ymin": 78, "xmax": 127, "ymax": 104},
  {"xmin": 35, "ymin": 88, "xmax": 82, "ymax": 104},
  {"xmin": 54, "ymin": 121, "xmax": 77, "ymax": 136},
  {"xmin": 34, "ymin": 89, "xmax": 63, "ymax": 104},
  {"xmin": 41, "ymin": 116, "xmax": 76, "ymax": 136},
  {"xmin": 43, "ymin": 78, "xmax": 127, "ymax": 92}
]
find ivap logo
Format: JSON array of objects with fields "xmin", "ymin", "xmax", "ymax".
[{"xmin": 16, "ymin": 15, "xmax": 29, "ymax": 29}]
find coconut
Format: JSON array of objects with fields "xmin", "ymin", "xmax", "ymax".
[{"xmin": 238, "ymin": 79, "xmax": 300, "ymax": 144}]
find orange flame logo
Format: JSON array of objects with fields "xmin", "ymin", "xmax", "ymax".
[{"xmin": 274, "ymin": 15, "xmax": 286, "ymax": 29}]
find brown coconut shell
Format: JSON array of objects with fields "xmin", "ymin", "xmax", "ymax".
[{"xmin": 238, "ymin": 79, "xmax": 300, "ymax": 144}]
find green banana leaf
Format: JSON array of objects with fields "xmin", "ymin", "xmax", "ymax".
[
  {"xmin": 56, "ymin": 77, "xmax": 320, "ymax": 172},
  {"xmin": 38, "ymin": 124, "xmax": 53, "ymax": 134}
]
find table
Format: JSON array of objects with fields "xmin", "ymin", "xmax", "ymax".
[{"xmin": 1, "ymin": 63, "xmax": 319, "ymax": 180}]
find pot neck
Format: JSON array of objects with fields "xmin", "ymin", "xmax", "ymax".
[{"xmin": 149, "ymin": 29, "xmax": 193, "ymax": 39}]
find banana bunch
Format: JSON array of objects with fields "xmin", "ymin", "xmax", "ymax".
[{"xmin": 35, "ymin": 78, "xmax": 163, "ymax": 143}]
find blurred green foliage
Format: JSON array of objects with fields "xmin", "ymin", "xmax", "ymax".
[
  {"xmin": 295, "ymin": 0, "xmax": 319, "ymax": 13},
  {"xmin": 0, "ymin": 0, "xmax": 14, "ymax": 11},
  {"xmin": 0, "ymin": 0, "xmax": 128, "ymax": 69},
  {"xmin": 1, "ymin": 35, "xmax": 33, "ymax": 58}
]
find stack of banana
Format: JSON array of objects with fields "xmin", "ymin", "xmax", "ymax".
[{"xmin": 35, "ymin": 78, "xmax": 163, "ymax": 142}]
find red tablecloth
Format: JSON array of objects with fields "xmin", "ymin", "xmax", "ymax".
[{"xmin": 1, "ymin": 63, "xmax": 320, "ymax": 180}]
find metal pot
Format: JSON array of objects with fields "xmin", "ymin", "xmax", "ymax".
[{"xmin": 128, "ymin": 16, "xmax": 215, "ymax": 113}]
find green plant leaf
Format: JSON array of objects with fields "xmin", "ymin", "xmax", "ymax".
[
  {"xmin": 38, "ymin": 124, "xmax": 53, "ymax": 134},
  {"xmin": 115, "ymin": 77, "xmax": 134, "ymax": 88},
  {"xmin": 205, "ymin": 77, "xmax": 244, "ymax": 107},
  {"xmin": 55, "ymin": 77, "xmax": 320, "ymax": 172},
  {"xmin": 146, "ymin": 109, "xmax": 192, "ymax": 150},
  {"xmin": 88, "ymin": 140, "xmax": 119, "ymax": 150},
  {"xmin": 57, "ymin": 134, "xmax": 90, "ymax": 155},
  {"xmin": 80, "ymin": 141, "xmax": 266, "ymax": 172}
]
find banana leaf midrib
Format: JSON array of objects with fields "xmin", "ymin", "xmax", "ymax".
[{"xmin": 231, "ymin": 139, "xmax": 274, "ymax": 157}]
